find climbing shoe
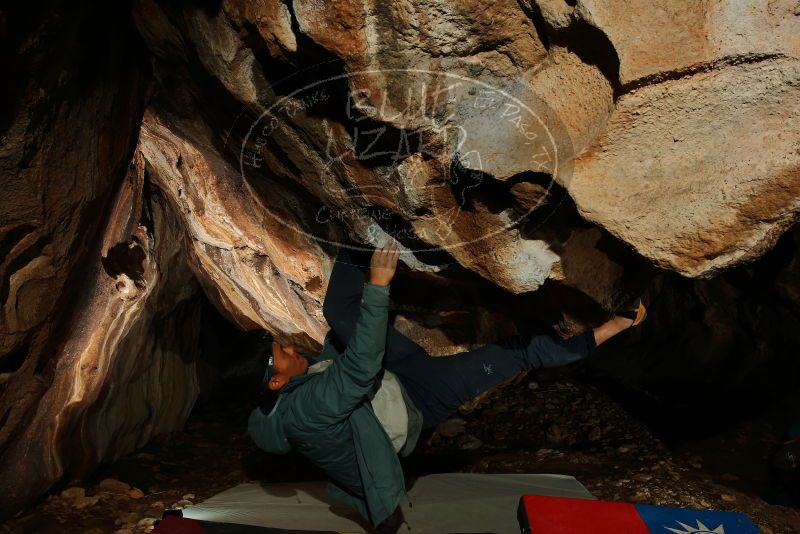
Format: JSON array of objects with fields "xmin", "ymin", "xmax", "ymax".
[{"xmin": 618, "ymin": 297, "xmax": 647, "ymax": 326}]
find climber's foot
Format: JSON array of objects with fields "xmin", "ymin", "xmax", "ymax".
[{"xmin": 615, "ymin": 297, "xmax": 647, "ymax": 327}]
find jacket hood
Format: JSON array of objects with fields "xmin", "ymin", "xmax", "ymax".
[
  {"xmin": 248, "ymin": 372, "xmax": 317, "ymax": 454},
  {"xmin": 248, "ymin": 395, "xmax": 291, "ymax": 454}
]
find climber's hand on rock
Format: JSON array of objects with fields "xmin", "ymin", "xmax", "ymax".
[{"xmin": 369, "ymin": 241, "xmax": 400, "ymax": 286}]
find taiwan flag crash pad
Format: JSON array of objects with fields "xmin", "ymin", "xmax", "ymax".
[{"xmin": 518, "ymin": 494, "xmax": 761, "ymax": 533}]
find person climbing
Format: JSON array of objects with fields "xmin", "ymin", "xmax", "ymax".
[{"xmin": 247, "ymin": 241, "xmax": 647, "ymax": 533}]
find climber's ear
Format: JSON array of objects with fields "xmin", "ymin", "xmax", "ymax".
[{"xmin": 267, "ymin": 375, "xmax": 286, "ymax": 391}]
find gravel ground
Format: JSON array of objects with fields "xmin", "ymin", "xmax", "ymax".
[{"xmin": 2, "ymin": 373, "xmax": 798, "ymax": 533}]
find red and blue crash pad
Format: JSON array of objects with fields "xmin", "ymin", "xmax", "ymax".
[{"xmin": 518, "ymin": 495, "xmax": 761, "ymax": 533}]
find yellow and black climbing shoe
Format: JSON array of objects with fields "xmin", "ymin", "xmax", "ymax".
[{"xmin": 618, "ymin": 297, "xmax": 647, "ymax": 326}]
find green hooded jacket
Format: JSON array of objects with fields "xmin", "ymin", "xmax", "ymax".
[{"xmin": 247, "ymin": 283, "xmax": 406, "ymax": 527}]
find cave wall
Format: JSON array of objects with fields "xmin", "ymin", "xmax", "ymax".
[
  {"xmin": 1, "ymin": 0, "xmax": 799, "ymax": 519},
  {"xmin": 584, "ymin": 220, "xmax": 800, "ymax": 444},
  {"xmin": 0, "ymin": 2, "xmax": 207, "ymax": 517},
  {"xmin": 129, "ymin": 0, "xmax": 800, "ymax": 337}
]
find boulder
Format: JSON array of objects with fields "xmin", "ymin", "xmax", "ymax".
[
  {"xmin": 568, "ymin": 57, "xmax": 800, "ymax": 276},
  {"xmin": 534, "ymin": 0, "xmax": 800, "ymax": 85}
]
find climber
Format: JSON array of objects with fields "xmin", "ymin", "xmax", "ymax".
[{"xmin": 247, "ymin": 241, "xmax": 647, "ymax": 533}]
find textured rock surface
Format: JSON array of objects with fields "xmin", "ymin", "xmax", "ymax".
[
  {"xmin": 0, "ymin": 3, "xmax": 203, "ymax": 518},
  {"xmin": 1, "ymin": 0, "xmax": 800, "ymax": 520},
  {"xmin": 535, "ymin": 0, "xmax": 800, "ymax": 275},
  {"xmin": 569, "ymin": 57, "xmax": 800, "ymax": 276},
  {"xmin": 132, "ymin": 0, "xmax": 629, "ymax": 298},
  {"xmin": 139, "ymin": 109, "xmax": 333, "ymax": 350},
  {"xmin": 534, "ymin": 0, "xmax": 800, "ymax": 85},
  {"xmin": 133, "ymin": 0, "xmax": 800, "ymax": 286},
  {"xmin": 0, "ymin": 144, "xmax": 209, "ymax": 515},
  {"xmin": 0, "ymin": 5, "xmax": 147, "ymax": 359}
]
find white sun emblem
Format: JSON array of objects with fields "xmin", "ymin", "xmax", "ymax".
[{"xmin": 665, "ymin": 519, "xmax": 725, "ymax": 534}]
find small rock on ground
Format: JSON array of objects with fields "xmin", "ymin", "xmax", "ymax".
[{"xmin": 99, "ymin": 478, "xmax": 131, "ymax": 493}]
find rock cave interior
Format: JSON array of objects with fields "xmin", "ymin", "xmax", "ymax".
[{"xmin": 1, "ymin": 1, "xmax": 800, "ymax": 533}]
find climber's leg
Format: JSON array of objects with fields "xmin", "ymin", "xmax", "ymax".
[
  {"xmin": 322, "ymin": 246, "xmax": 429, "ymax": 363},
  {"xmin": 321, "ymin": 247, "xmax": 369, "ymax": 344},
  {"xmin": 391, "ymin": 330, "xmax": 598, "ymax": 429},
  {"xmin": 394, "ymin": 309, "xmax": 646, "ymax": 429},
  {"xmin": 593, "ymin": 315, "xmax": 638, "ymax": 345}
]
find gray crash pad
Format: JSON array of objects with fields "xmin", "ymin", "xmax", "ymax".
[{"xmin": 182, "ymin": 473, "xmax": 594, "ymax": 534}]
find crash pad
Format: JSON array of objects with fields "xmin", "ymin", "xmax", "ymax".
[
  {"xmin": 181, "ymin": 473, "xmax": 594, "ymax": 534},
  {"xmin": 518, "ymin": 494, "xmax": 762, "ymax": 534}
]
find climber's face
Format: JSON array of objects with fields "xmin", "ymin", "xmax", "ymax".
[{"xmin": 266, "ymin": 342, "xmax": 309, "ymax": 392}]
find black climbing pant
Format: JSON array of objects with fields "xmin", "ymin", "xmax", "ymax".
[{"xmin": 322, "ymin": 247, "xmax": 598, "ymax": 431}]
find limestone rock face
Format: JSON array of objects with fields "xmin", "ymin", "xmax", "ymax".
[
  {"xmin": 139, "ymin": 109, "xmax": 334, "ymax": 350},
  {"xmin": 0, "ymin": 3, "xmax": 203, "ymax": 518},
  {"xmin": 132, "ymin": 0, "xmax": 800, "ymax": 290},
  {"xmin": 569, "ymin": 57, "xmax": 800, "ymax": 276},
  {"xmin": 0, "ymin": 141, "xmax": 208, "ymax": 515},
  {"xmin": 534, "ymin": 0, "xmax": 800, "ymax": 85},
  {"xmin": 0, "ymin": 5, "xmax": 147, "ymax": 359},
  {"xmin": 530, "ymin": 0, "xmax": 800, "ymax": 276},
  {"xmin": 527, "ymin": 0, "xmax": 800, "ymax": 424},
  {"xmin": 132, "ymin": 0, "xmax": 624, "ymax": 298}
]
